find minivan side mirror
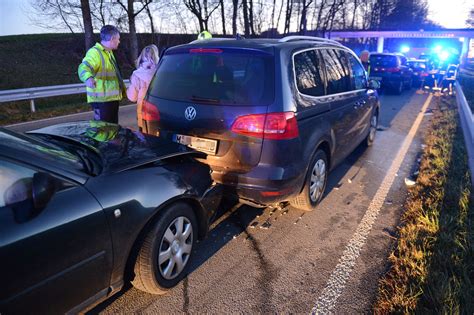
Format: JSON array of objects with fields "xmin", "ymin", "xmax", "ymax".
[{"xmin": 368, "ymin": 79, "xmax": 380, "ymax": 90}]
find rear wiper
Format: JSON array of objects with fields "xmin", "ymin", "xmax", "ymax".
[{"xmin": 190, "ymin": 95, "xmax": 220, "ymax": 104}]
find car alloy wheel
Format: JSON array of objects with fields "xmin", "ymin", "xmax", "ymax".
[
  {"xmin": 290, "ymin": 149, "xmax": 328, "ymax": 211},
  {"xmin": 310, "ymin": 158, "xmax": 326, "ymax": 203},
  {"xmin": 366, "ymin": 112, "xmax": 378, "ymax": 146},
  {"xmin": 132, "ymin": 202, "xmax": 197, "ymax": 294},
  {"xmin": 158, "ymin": 216, "xmax": 193, "ymax": 280}
]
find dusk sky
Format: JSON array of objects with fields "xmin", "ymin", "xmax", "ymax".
[{"xmin": 0, "ymin": 0, "xmax": 472, "ymax": 36}]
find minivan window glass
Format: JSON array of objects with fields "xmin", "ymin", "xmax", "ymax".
[
  {"xmin": 294, "ymin": 50, "xmax": 325, "ymax": 97},
  {"xmin": 320, "ymin": 49, "xmax": 352, "ymax": 94},
  {"xmin": 348, "ymin": 54, "xmax": 367, "ymax": 90},
  {"xmin": 149, "ymin": 49, "xmax": 275, "ymax": 106}
]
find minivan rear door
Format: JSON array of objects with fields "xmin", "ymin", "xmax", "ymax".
[{"xmin": 146, "ymin": 47, "xmax": 275, "ymax": 173}]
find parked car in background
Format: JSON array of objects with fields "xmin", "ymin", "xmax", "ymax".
[
  {"xmin": 0, "ymin": 122, "xmax": 221, "ymax": 314},
  {"xmin": 141, "ymin": 36, "xmax": 380, "ymax": 211},
  {"xmin": 406, "ymin": 59, "xmax": 429, "ymax": 88},
  {"xmin": 369, "ymin": 52, "xmax": 413, "ymax": 94}
]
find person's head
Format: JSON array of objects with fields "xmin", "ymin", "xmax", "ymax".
[
  {"xmin": 197, "ymin": 30, "xmax": 212, "ymax": 40},
  {"xmin": 136, "ymin": 44, "xmax": 159, "ymax": 68},
  {"xmin": 100, "ymin": 25, "xmax": 120, "ymax": 50}
]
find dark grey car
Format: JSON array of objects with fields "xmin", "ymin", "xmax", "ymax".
[
  {"xmin": 141, "ymin": 36, "xmax": 380, "ymax": 211},
  {"xmin": 0, "ymin": 122, "xmax": 222, "ymax": 314}
]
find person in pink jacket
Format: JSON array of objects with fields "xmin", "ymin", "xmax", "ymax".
[{"xmin": 127, "ymin": 44, "xmax": 159, "ymax": 131}]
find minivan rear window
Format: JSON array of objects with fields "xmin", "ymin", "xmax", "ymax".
[
  {"xmin": 369, "ymin": 55, "xmax": 398, "ymax": 67},
  {"xmin": 149, "ymin": 48, "xmax": 275, "ymax": 106}
]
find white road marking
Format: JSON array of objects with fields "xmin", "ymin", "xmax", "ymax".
[{"xmin": 311, "ymin": 94, "xmax": 433, "ymax": 314}]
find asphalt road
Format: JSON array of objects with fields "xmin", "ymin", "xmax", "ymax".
[{"xmin": 6, "ymin": 90, "xmax": 435, "ymax": 313}]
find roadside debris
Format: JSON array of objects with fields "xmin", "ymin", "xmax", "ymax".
[{"xmin": 405, "ymin": 177, "xmax": 416, "ymax": 186}]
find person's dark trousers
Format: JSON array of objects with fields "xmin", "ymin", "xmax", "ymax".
[{"xmin": 90, "ymin": 101, "xmax": 119, "ymax": 124}]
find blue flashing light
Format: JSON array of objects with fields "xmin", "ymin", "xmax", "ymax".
[
  {"xmin": 439, "ymin": 51, "xmax": 450, "ymax": 61},
  {"xmin": 433, "ymin": 45, "xmax": 443, "ymax": 53},
  {"xmin": 401, "ymin": 46, "xmax": 410, "ymax": 53}
]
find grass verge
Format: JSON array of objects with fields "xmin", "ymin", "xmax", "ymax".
[{"xmin": 373, "ymin": 97, "xmax": 474, "ymax": 313}]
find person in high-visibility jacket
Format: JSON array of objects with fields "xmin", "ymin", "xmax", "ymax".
[
  {"xmin": 197, "ymin": 30, "xmax": 212, "ymax": 40},
  {"xmin": 78, "ymin": 25, "xmax": 126, "ymax": 124}
]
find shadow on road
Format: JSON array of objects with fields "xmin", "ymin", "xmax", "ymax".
[{"xmin": 88, "ymin": 134, "xmax": 378, "ymax": 314}]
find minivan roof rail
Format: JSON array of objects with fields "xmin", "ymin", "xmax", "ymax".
[{"xmin": 278, "ymin": 36, "xmax": 342, "ymax": 46}]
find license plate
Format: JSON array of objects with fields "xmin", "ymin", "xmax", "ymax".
[
  {"xmin": 369, "ymin": 76, "xmax": 382, "ymax": 81},
  {"xmin": 173, "ymin": 134, "xmax": 218, "ymax": 155}
]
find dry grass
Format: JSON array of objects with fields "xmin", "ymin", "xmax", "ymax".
[{"xmin": 373, "ymin": 96, "xmax": 474, "ymax": 313}]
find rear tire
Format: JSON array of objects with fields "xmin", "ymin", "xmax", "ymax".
[
  {"xmin": 365, "ymin": 111, "xmax": 378, "ymax": 147},
  {"xmin": 132, "ymin": 202, "xmax": 197, "ymax": 294},
  {"xmin": 290, "ymin": 150, "xmax": 328, "ymax": 211},
  {"xmin": 394, "ymin": 80, "xmax": 403, "ymax": 95}
]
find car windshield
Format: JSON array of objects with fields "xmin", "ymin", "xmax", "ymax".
[
  {"xmin": 370, "ymin": 55, "xmax": 398, "ymax": 67},
  {"xmin": 149, "ymin": 48, "xmax": 275, "ymax": 106},
  {"xmin": 0, "ymin": 130, "xmax": 85, "ymax": 172}
]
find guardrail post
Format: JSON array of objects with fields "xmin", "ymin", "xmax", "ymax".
[{"xmin": 30, "ymin": 99, "xmax": 36, "ymax": 113}]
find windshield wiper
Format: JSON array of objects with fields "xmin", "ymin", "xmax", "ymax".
[
  {"xmin": 190, "ymin": 95, "xmax": 220, "ymax": 104},
  {"xmin": 75, "ymin": 149, "xmax": 95, "ymax": 175}
]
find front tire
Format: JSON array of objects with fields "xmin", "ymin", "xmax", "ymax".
[
  {"xmin": 290, "ymin": 150, "xmax": 328, "ymax": 211},
  {"xmin": 132, "ymin": 202, "xmax": 197, "ymax": 294}
]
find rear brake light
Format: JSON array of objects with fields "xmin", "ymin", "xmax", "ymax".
[
  {"xmin": 386, "ymin": 67, "xmax": 401, "ymax": 73},
  {"xmin": 189, "ymin": 48, "xmax": 223, "ymax": 54},
  {"xmin": 142, "ymin": 99, "xmax": 160, "ymax": 121},
  {"xmin": 231, "ymin": 112, "xmax": 299, "ymax": 140}
]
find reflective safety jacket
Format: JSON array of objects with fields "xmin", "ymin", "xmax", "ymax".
[{"xmin": 78, "ymin": 43, "xmax": 125, "ymax": 103}]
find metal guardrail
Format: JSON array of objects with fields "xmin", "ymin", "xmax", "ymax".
[
  {"xmin": 456, "ymin": 81, "xmax": 474, "ymax": 143},
  {"xmin": 0, "ymin": 80, "xmax": 130, "ymax": 112},
  {"xmin": 455, "ymin": 79, "xmax": 474, "ymax": 187}
]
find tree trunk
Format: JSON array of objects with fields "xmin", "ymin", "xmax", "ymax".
[
  {"xmin": 126, "ymin": 0, "xmax": 139, "ymax": 64},
  {"xmin": 220, "ymin": 0, "xmax": 226, "ymax": 35},
  {"xmin": 284, "ymin": 0, "xmax": 293, "ymax": 34},
  {"xmin": 80, "ymin": 0, "xmax": 94, "ymax": 49},
  {"xmin": 351, "ymin": 0, "xmax": 358, "ymax": 29},
  {"xmin": 145, "ymin": 2, "xmax": 156, "ymax": 43},
  {"xmin": 232, "ymin": 0, "xmax": 238, "ymax": 35},
  {"xmin": 242, "ymin": 0, "xmax": 250, "ymax": 36},
  {"xmin": 248, "ymin": 0, "xmax": 255, "ymax": 36}
]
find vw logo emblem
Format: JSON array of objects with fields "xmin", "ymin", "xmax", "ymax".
[{"xmin": 184, "ymin": 106, "xmax": 196, "ymax": 121}]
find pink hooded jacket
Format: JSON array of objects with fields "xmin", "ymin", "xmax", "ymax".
[{"xmin": 126, "ymin": 61, "xmax": 156, "ymax": 128}]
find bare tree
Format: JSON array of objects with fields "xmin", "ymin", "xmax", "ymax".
[
  {"xmin": 468, "ymin": 8, "xmax": 474, "ymax": 27},
  {"xmin": 283, "ymin": 0, "xmax": 291, "ymax": 34},
  {"xmin": 232, "ymin": 0, "xmax": 239, "ymax": 35},
  {"xmin": 219, "ymin": 0, "xmax": 227, "ymax": 34},
  {"xmin": 183, "ymin": 0, "xmax": 221, "ymax": 32},
  {"xmin": 80, "ymin": 0, "xmax": 94, "ymax": 49},
  {"xmin": 29, "ymin": 0, "xmax": 83, "ymax": 33},
  {"xmin": 116, "ymin": 0, "xmax": 153, "ymax": 63},
  {"xmin": 299, "ymin": 0, "xmax": 314, "ymax": 34},
  {"xmin": 242, "ymin": 0, "xmax": 250, "ymax": 35}
]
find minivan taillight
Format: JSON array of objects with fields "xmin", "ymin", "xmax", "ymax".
[
  {"xmin": 231, "ymin": 112, "xmax": 299, "ymax": 140},
  {"xmin": 142, "ymin": 99, "xmax": 160, "ymax": 121},
  {"xmin": 386, "ymin": 67, "xmax": 401, "ymax": 73}
]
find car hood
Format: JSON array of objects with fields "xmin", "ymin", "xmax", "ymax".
[{"xmin": 29, "ymin": 121, "xmax": 202, "ymax": 174}]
